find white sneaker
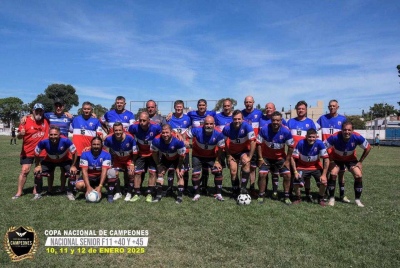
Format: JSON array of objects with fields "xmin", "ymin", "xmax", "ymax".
[
  {"xmin": 66, "ymin": 192, "xmax": 75, "ymax": 201},
  {"xmin": 124, "ymin": 193, "xmax": 132, "ymax": 201},
  {"xmin": 215, "ymin": 194, "xmax": 224, "ymax": 201},
  {"xmin": 355, "ymin": 199, "xmax": 364, "ymax": 207},
  {"xmin": 32, "ymin": 194, "xmax": 42, "ymax": 200},
  {"xmin": 192, "ymin": 194, "xmax": 201, "ymax": 201},
  {"xmin": 340, "ymin": 196, "xmax": 351, "ymax": 203},
  {"xmin": 114, "ymin": 192, "xmax": 123, "ymax": 200},
  {"xmin": 328, "ymin": 197, "xmax": 335, "ymax": 207}
]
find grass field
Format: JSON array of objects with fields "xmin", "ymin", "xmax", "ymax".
[{"xmin": 1, "ymin": 135, "xmax": 399, "ymax": 267}]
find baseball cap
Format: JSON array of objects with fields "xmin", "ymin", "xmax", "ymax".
[
  {"xmin": 54, "ymin": 98, "xmax": 64, "ymax": 105},
  {"xmin": 33, "ymin": 103, "xmax": 44, "ymax": 110}
]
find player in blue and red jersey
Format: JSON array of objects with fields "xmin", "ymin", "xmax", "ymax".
[
  {"xmin": 324, "ymin": 121, "xmax": 371, "ymax": 207},
  {"xmin": 128, "ymin": 112, "xmax": 162, "ymax": 202},
  {"xmin": 256, "ymin": 111, "xmax": 294, "ymax": 205},
  {"xmin": 104, "ymin": 122, "xmax": 138, "ymax": 202},
  {"xmin": 215, "ymin": 99, "xmax": 233, "ymax": 131},
  {"xmin": 101, "ymin": 96, "xmax": 135, "ymax": 134},
  {"xmin": 151, "ymin": 124, "xmax": 186, "ymax": 204},
  {"xmin": 33, "ymin": 126, "xmax": 78, "ymax": 200},
  {"xmin": 223, "ymin": 110, "xmax": 256, "ymax": 198},
  {"xmin": 259, "ymin": 102, "xmax": 288, "ymax": 129},
  {"xmin": 187, "ymin": 116, "xmax": 225, "ymax": 201},
  {"xmin": 75, "ymin": 136, "xmax": 112, "ymax": 201},
  {"xmin": 292, "ymin": 128, "xmax": 329, "ymax": 206},
  {"xmin": 187, "ymin": 99, "xmax": 217, "ymax": 128},
  {"xmin": 316, "ymin": 99, "xmax": 349, "ymax": 202}
]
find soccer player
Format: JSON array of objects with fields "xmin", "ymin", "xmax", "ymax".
[
  {"xmin": 101, "ymin": 96, "xmax": 135, "ymax": 134},
  {"xmin": 127, "ymin": 112, "xmax": 161, "ymax": 202},
  {"xmin": 316, "ymin": 99, "xmax": 349, "ymax": 203},
  {"xmin": 151, "ymin": 124, "xmax": 186, "ymax": 204},
  {"xmin": 292, "ymin": 128, "xmax": 329, "ymax": 206},
  {"xmin": 103, "ymin": 122, "xmax": 138, "ymax": 202},
  {"xmin": 75, "ymin": 136, "xmax": 112, "ymax": 201},
  {"xmin": 165, "ymin": 100, "xmax": 192, "ymax": 195},
  {"xmin": 70, "ymin": 102, "xmax": 103, "ymax": 166},
  {"xmin": 187, "ymin": 116, "xmax": 225, "ymax": 201},
  {"xmin": 214, "ymin": 98, "xmax": 233, "ymax": 131},
  {"xmin": 242, "ymin": 96, "xmax": 263, "ymax": 197},
  {"xmin": 146, "ymin": 100, "xmax": 166, "ymax": 126},
  {"xmin": 33, "ymin": 126, "xmax": 78, "ymax": 200},
  {"xmin": 323, "ymin": 121, "xmax": 371, "ymax": 207},
  {"xmin": 256, "ymin": 111, "xmax": 294, "ymax": 205},
  {"xmin": 10, "ymin": 125, "xmax": 17, "ymax": 145},
  {"xmin": 13, "ymin": 103, "xmax": 50, "ymax": 200},
  {"xmin": 259, "ymin": 102, "xmax": 288, "ymax": 129},
  {"xmin": 222, "ymin": 110, "xmax": 256, "ymax": 198}
]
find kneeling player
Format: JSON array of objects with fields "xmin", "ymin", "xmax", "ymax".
[
  {"xmin": 75, "ymin": 137, "xmax": 112, "ymax": 202},
  {"xmin": 292, "ymin": 128, "xmax": 329, "ymax": 206},
  {"xmin": 151, "ymin": 124, "xmax": 186, "ymax": 204}
]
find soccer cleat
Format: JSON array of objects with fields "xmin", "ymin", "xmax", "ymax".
[
  {"xmin": 318, "ymin": 200, "xmax": 326, "ymax": 207},
  {"xmin": 107, "ymin": 195, "xmax": 114, "ymax": 203},
  {"xmin": 192, "ymin": 194, "xmax": 201, "ymax": 201},
  {"xmin": 328, "ymin": 197, "xmax": 335, "ymax": 207},
  {"xmin": 284, "ymin": 198, "xmax": 292, "ymax": 205},
  {"xmin": 113, "ymin": 192, "xmax": 123, "ymax": 201},
  {"xmin": 12, "ymin": 195, "xmax": 21, "ymax": 200},
  {"xmin": 214, "ymin": 194, "xmax": 224, "ymax": 201},
  {"xmin": 32, "ymin": 194, "xmax": 42, "ymax": 200},
  {"xmin": 306, "ymin": 195, "xmax": 314, "ymax": 203},
  {"xmin": 66, "ymin": 192, "xmax": 75, "ymax": 201},
  {"xmin": 130, "ymin": 194, "xmax": 141, "ymax": 202},
  {"xmin": 124, "ymin": 193, "xmax": 132, "ymax": 201},
  {"xmin": 340, "ymin": 196, "xmax": 351, "ymax": 203},
  {"xmin": 176, "ymin": 197, "xmax": 183, "ymax": 204},
  {"xmin": 355, "ymin": 199, "xmax": 364, "ymax": 207},
  {"xmin": 257, "ymin": 197, "xmax": 265, "ymax": 204},
  {"xmin": 271, "ymin": 192, "xmax": 279, "ymax": 200},
  {"xmin": 143, "ymin": 194, "xmax": 151, "ymax": 202},
  {"xmin": 152, "ymin": 196, "xmax": 162, "ymax": 203}
]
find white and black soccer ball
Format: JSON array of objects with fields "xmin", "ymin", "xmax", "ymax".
[
  {"xmin": 86, "ymin": 190, "xmax": 100, "ymax": 203},
  {"xmin": 237, "ymin": 194, "xmax": 251, "ymax": 205}
]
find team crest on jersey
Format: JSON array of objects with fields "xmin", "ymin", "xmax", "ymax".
[
  {"xmin": 100, "ymin": 158, "xmax": 103, "ymax": 162},
  {"xmin": 240, "ymin": 129, "xmax": 244, "ymax": 134},
  {"xmin": 126, "ymin": 143, "xmax": 130, "ymax": 148},
  {"xmin": 171, "ymin": 146, "xmax": 175, "ymax": 150},
  {"xmin": 314, "ymin": 148, "xmax": 317, "ymax": 152},
  {"xmin": 351, "ymin": 142, "xmax": 355, "ymax": 147},
  {"xmin": 124, "ymin": 116, "xmax": 127, "ymax": 120},
  {"xmin": 184, "ymin": 121, "xmax": 187, "ymax": 124},
  {"xmin": 64, "ymin": 118, "xmax": 68, "ymax": 122},
  {"xmin": 306, "ymin": 124, "xmax": 309, "ymax": 128},
  {"xmin": 279, "ymin": 135, "xmax": 283, "ymax": 139},
  {"xmin": 89, "ymin": 122, "xmax": 93, "ymax": 127},
  {"xmin": 150, "ymin": 132, "xmax": 153, "ymax": 136},
  {"xmin": 255, "ymin": 115, "xmax": 258, "ymax": 118},
  {"xmin": 338, "ymin": 121, "xmax": 342, "ymax": 125},
  {"xmin": 60, "ymin": 146, "xmax": 64, "ymax": 151}
]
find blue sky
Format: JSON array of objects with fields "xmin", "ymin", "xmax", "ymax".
[{"xmin": 1, "ymin": 0, "xmax": 399, "ymax": 115}]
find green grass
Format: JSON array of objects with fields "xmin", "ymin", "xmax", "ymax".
[{"xmin": 1, "ymin": 135, "xmax": 399, "ymax": 267}]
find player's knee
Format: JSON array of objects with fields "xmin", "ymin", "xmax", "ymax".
[{"xmin": 75, "ymin": 181, "xmax": 85, "ymax": 191}]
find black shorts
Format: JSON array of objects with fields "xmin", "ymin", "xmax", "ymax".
[
  {"xmin": 40, "ymin": 160, "xmax": 72, "ymax": 174},
  {"xmin": 77, "ymin": 176, "xmax": 100, "ymax": 188},
  {"xmin": 297, "ymin": 169, "xmax": 322, "ymax": 182},
  {"xmin": 20, "ymin": 156, "xmax": 43, "ymax": 165},
  {"xmin": 259, "ymin": 158, "xmax": 290, "ymax": 175},
  {"xmin": 135, "ymin": 156, "xmax": 157, "ymax": 174},
  {"xmin": 158, "ymin": 156, "xmax": 182, "ymax": 173},
  {"xmin": 333, "ymin": 160, "xmax": 358, "ymax": 171}
]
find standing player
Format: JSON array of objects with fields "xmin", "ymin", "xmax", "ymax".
[
  {"xmin": 257, "ymin": 111, "xmax": 294, "ymax": 205},
  {"xmin": 259, "ymin": 102, "xmax": 288, "ymax": 129},
  {"xmin": 70, "ymin": 102, "xmax": 103, "ymax": 166},
  {"xmin": 13, "ymin": 103, "xmax": 50, "ymax": 200},
  {"xmin": 33, "ymin": 126, "xmax": 78, "ymax": 200},
  {"xmin": 292, "ymin": 128, "xmax": 329, "ymax": 206},
  {"xmin": 151, "ymin": 124, "xmax": 186, "ymax": 204},
  {"xmin": 165, "ymin": 100, "xmax": 192, "ymax": 195},
  {"xmin": 128, "ymin": 112, "xmax": 161, "ymax": 202},
  {"xmin": 103, "ymin": 122, "xmax": 138, "ymax": 202},
  {"xmin": 242, "ymin": 96, "xmax": 263, "ymax": 197},
  {"xmin": 324, "ymin": 121, "xmax": 371, "ymax": 207},
  {"xmin": 101, "ymin": 96, "xmax": 135, "ymax": 134},
  {"xmin": 75, "ymin": 137, "xmax": 112, "ymax": 201},
  {"xmin": 10, "ymin": 125, "xmax": 17, "ymax": 145},
  {"xmin": 222, "ymin": 110, "xmax": 256, "ymax": 198},
  {"xmin": 215, "ymin": 98, "xmax": 234, "ymax": 131},
  {"xmin": 316, "ymin": 99, "xmax": 349, "ymax": 203},
  {"xmin": 146, "ymin": 100, "xmax": 166, "ymax": 126},
  {"xmin": 187, "ymin": 116, "xmax": 225, "ymax": 201}
]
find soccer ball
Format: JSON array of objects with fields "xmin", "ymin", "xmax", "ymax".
[
  {"xmin": 86, "ymin": 190, "xmax": 100, "ymax": 203},
  {"xmin": 237, "ymin": 194, "xmax": 251, "ymax": 205}
]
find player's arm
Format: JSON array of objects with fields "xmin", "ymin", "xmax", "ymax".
[
  {"xmin": 176, "ymin": 154, "xmax": 185, "ymax": 180},
  {"xmin": 33, "ymin": 155, "xmax": 42, "ymax": 174},
  {"xmin": 69, "ymin": 152, "xmax": 78, "ymax": 175},
  {"xmin": 95, "ymin": 167, "xmax": 108, "ymax": 195},
  {"xmin": 81, "ymin": 167, "xmax": 93, "ymax": 194},
  {"xmin": 152, "ymin": 151, "xmax": 160, "ymax": 167},
  {"xmin": 284, "ymin": 146, "xmax": 294, "ymax": 170},
  {"xmin": 320, "ymin": 157, "xmax": 329, "ymax": 185},
  {"xmin": 248, "ymin": 139, "xmax": 256, "ymax": 162}
]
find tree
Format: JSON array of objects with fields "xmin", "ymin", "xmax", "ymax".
[
  {"xmin": 369, "ymin": 103, "xmax": 397, "ymax": 118},
  {"xmin": 30, "ymin": 84, "xmax": 79, "ymax": 111},
  {"xmin": 0, "ymin": 97, "xmax": 24, "ymax": 126},
  {"xmin": 346, "ymin": 115, "xmax": 366, "ymax": 130},
  {"xmin": 77, "ymin": 103, "xmax": 108, "ymax": 118},
  {"xmin": 213, "ymin": 98, "xmax": 237, "ymax": 111}
]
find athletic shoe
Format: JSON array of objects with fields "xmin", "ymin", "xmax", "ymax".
[
  {"xmin": 107, "ymin": 195, "xmax": 114, "ymax": 203},
  {"xmin": 32, "ymin": 194, "xmax": 42, "ymax": 200},
  {"xmin": 306, "ymin": 195, "xmax": 314, "ymax": 203},
  {"xmin": 292, "ymin": 199, "xmax": 301, "ymax": 205},
  {"xmin": 124, "ymin": 193, "xmax": 132, "ymax": 201},
  {"xmin": 176, "ymin": 197, "xmax": 183, "ymax": 204},
  {"xmin": 215, "ymin": 194, "xmax": 224, "ymax": 201},
  {"xmin": 145, "ymin": 194, "xmax": 153, "ymax": 203},
  {"xmin": 340, "ymin": 196, "xmax": 351, "ymax": 203},
  {"xmin": 319, "ymin": 200, "xmax": 326, "ymax": 207},
  {"xmin": 284, "ymin": 198, "xmax": 292, "ymax": 205},
  {"xmin": 113, "ymin": 192, "xmax": 123, "ymax": 201},
  {"xmin": 328, "ymin": 197, "xmax": 335, "ymax": 207},
  {"xmin": 152, "ymin": 196, "xmax": 162, "ymax": 203},
  {"xmin": 271, "ymin": 192, "xmax": 279, "ymax": 200},
  {"xmin": 192, "ymin": 194, "xmax": 201, "ymax": 201},
  {"xmin": 12, "ymin": 195, "xmax": 21, "ymax": 200},
  {"xmin": 66, "ymin": 192, "xmax": 75, "ymax": 201},
  {"xmin": 355, "ymin": 199, "xmax": 364, "ymax": 207},
  {"xmin": 257, "ymin": 197, "xmax": 265, "ymax": 204},
  {"xmin": 130, "ymin": 195, "xmax": 140, "ymax": 202}
]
